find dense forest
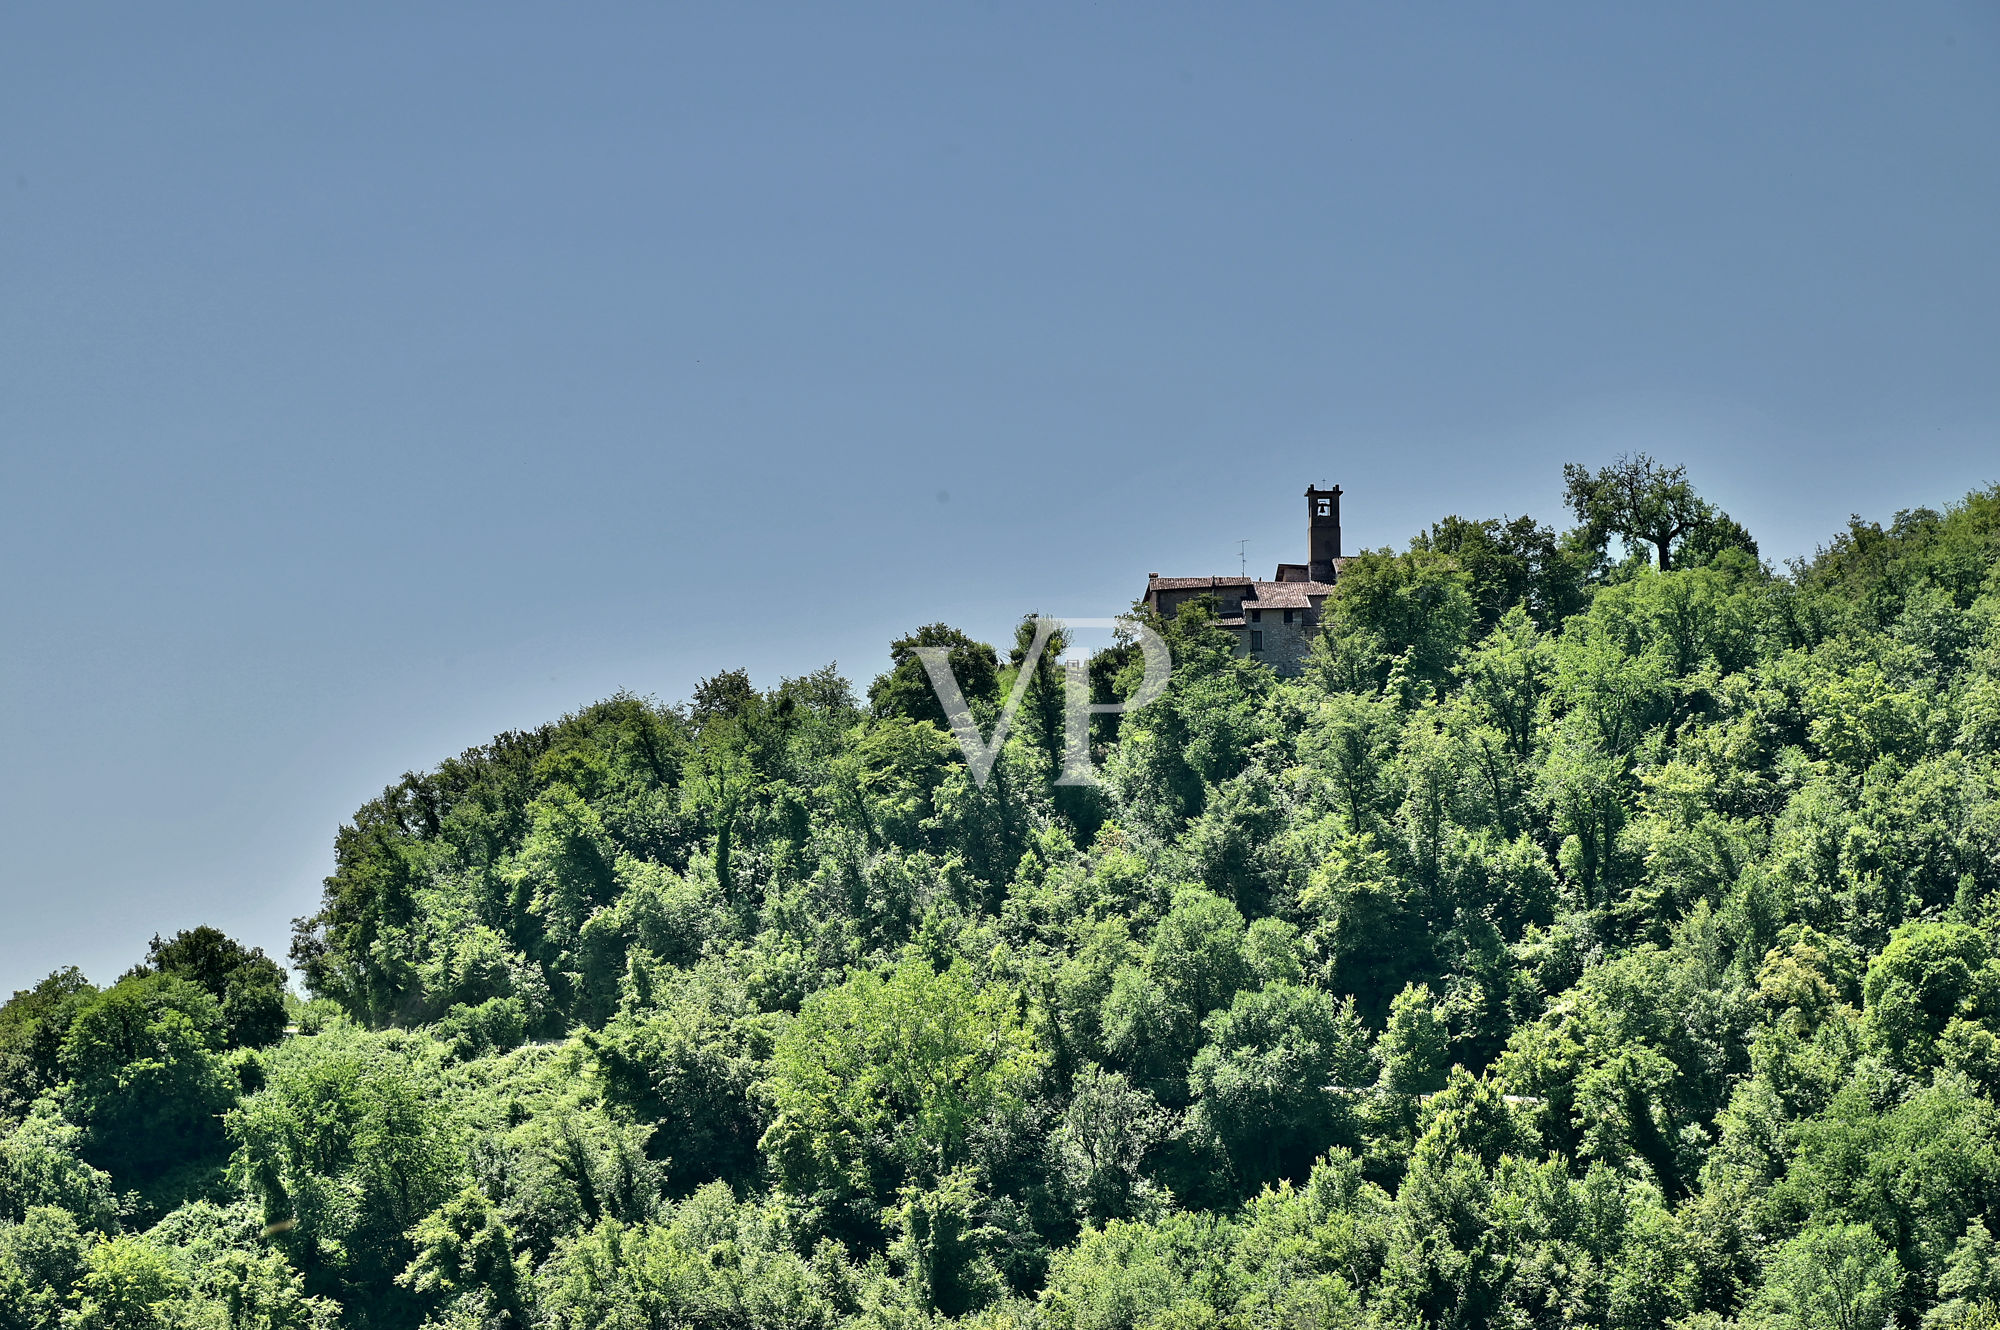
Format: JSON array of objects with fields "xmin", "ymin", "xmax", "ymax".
[{"xmin": 8, "ymin": 456, "xmax": 2000, "ymax": 1330}]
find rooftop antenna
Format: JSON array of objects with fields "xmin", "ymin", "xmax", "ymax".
[{"xmin": 1236, "ymin": 539, "xmax": 1248, "ymax": 577}]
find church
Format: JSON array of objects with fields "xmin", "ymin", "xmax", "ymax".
[{"xmin": 1141, "ymin": 485, "xmax": 1348, "ymax": 677}]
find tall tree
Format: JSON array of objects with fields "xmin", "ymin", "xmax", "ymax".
[
  {"xmin": 133, "ymin": 927, "xmax": 289, "ymax": 1049},
  {"xmin": 1562, "ymin": 452, "xmax": 1713, "ymax": 571},
  {"xmin": 869, "ymin": 625, "xmax": 1001, "ymax": 728}
]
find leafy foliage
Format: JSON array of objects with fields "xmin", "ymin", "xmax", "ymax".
[{"xmin": 7, "ymin": 465, "xmax": 2000, "ymax": 1328}]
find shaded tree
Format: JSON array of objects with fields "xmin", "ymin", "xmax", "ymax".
[
  {"xmin": 1564, "ymin": 452, "xmax": 1729, "ymax": 572},
  {"xmin": 134, "ymin": 927, "xmax": 289, "ymax": 1049}
]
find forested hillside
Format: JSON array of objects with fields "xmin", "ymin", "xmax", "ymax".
[{"xmin": 8, "ymin": 461, "xmax": 2000, "ymax": 1330}]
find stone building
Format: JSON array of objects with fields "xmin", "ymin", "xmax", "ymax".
[{"xmin": 1141, "ymin": 485, "xmax": 1348, "ymax": 677}]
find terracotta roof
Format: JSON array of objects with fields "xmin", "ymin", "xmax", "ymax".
[
  {"xmin": 1146, "ymin": 576, "xmax": 1255, "ymax": 592},
  {"xmin": 1243, "ymin": 580, "xmax": 1337, "ymax": 609}
]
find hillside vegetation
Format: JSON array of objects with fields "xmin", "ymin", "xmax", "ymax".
[{"xmin": 8, "ymin": 460, "xmax": 2000, "ymax": 1330}]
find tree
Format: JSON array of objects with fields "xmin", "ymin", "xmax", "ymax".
[
  {"xmin": 533, "ymin": 1187, "xmax": 849, "ymax": 1330},
  {"xmin": 1412, "ymin": 513, "xmax": 1590, "ymax": 631},
  {"xmin": 689, "ymin": 667, "xmax": 761, "ymax": 726},
  {"xmin": 1009, "ymin": 612, "xmax": 1069, "ymax": 774},
  {"xmin": 832, "ymin": 717, "xmax": 961, "ymax": 851},
  {"xmin": 1377, "ymin": 982, "xmax": 1450, "ymax": 1097},
  {"xmin": 1320, "ymin": 548, "xmax": 1476, "ymax": 691},
  {"xmin": 59, "ymin": 973, "xmax": 237, "ymax": 1180},
  {"xmin": 232, "ymin": 1028, "xmax": 467, "ymax": 1320},
  {"xmin": 680, "ymin": 716, "xmax": 757, "ymax": 902},
  {"xmin": 1863, "ymin": 920, "xmax": 1999, "ymax": 1067},
  {"xmin": 1187, "ymin": 984, "xmax": 1373, "ymax": 1194},
  {"xmin": 1752, "ymin": 1223, "xmax": 1901, "ymax": 1330},
  {"xmin": 762, "ymin": 956, "xmax": 1041, "ymax": 1247},
  {"xmin": 891, "ymin": 1164, "xmax": 1003, "ymax": 1317},
  {"xmin": 1037, "ymin": 1211, "xmax": 1238, "ymax": 1330},
  {"xmin": 0, "ymin": 1204, "xmax": 90, "ymax": 1328},
  {"xmin": 1182, "ymin": 764, "xmax": 1288, "ymax": 916},
  {"xmin": 1048, "ymin": 1066, "xmax": 1171, "ymax": 1226},
  {"xmin": 581, "ymin": 972, "xmax": 764, "ymax": 1192},
  {"xmin": 1101, "ymin": 889, "xmax": 1249, "ymax": 1095},
  {"xmin": 1563, "ymin": 452, "xmax": 1714, "ymax": 571},
  {"xmin": 66, "ymin": 1235, "xmax": 186, "ymax": 1330},
  {"xmin": 0, "ymin": 1103, "xmax": 117, "ymax": 1229},
  {"xmin": 1937, "ymin": 1219, "xmax": 2000, "ymax": 1319},
  {"xmin": 399, "ymin": 1185, "xmax": 530, "ymax": 1327},
  {"xmin": 1106, "ymin": 596, "xmax": 1272, "ymax": 832},
  {"xmin": 1300, "ymin": 833, "xmax": 1427, "ymax": 1022},
  {"xmin": 134, "ymin": 926, "xmax": 289, "ymax": 1049},
  {"xmin": 1461, "ymin": 606, "xmax": 1555, "ymax": 768},
  {"xmin": 869, "ymin": 624, "xmax": 1001, "ymax": 728},
  {"xmin": 0, "ymin": 968, "xmax": 96, "ymax": 1122}
]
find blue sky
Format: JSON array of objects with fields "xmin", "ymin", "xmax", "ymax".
[{"xmin": 2, "ymin": 3, "xmax": 1996, "ymax": 993}]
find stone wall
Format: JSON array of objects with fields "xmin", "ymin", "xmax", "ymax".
[{"xmin": 1231, "ymin": 611, "xmax": 1319, "ymax": 677}]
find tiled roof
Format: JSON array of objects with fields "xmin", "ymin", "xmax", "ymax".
[
  {"xmin": 1146, "ymin": 575, "xmax": 1256, "ymax": 591},
  {"xmin": 1243, "ymin": 580, "xmax": 1337, "ymax": 609},
  {"xmin": 1148, "ymin": 572, "xmax": 1347, "ymax": 608}
]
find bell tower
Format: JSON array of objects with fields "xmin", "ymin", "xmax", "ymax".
[{"xmin": 1307, "ymin": 484, "xmax": 1342, "ymax": 582}]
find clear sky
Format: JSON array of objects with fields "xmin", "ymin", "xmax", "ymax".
[{"xmin": 2, "ymin": 3, "xmax": 1996, "ymax": 995}]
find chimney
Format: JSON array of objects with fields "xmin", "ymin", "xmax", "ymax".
[{"xmin": 1306, "ymin": 485, "xmax": 1342, "ymax": 582}]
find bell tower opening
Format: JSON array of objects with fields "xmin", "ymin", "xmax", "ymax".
[{"xmin": 1306, "ymin": 484, "xmax": 1342, "ymax": 582}]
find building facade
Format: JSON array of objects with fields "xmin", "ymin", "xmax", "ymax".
[{"xmin": 1141, "ymin": 485, "xmax": 1348, "ymax": 677}]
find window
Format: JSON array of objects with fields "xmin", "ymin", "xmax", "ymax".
[
  {"xmin": 1250, "ymin": 630, "xmax": 1263, "ymax": 652},
  {"xmin": 1250, "ymin": 609, "xmax": 1261, "ymax": 622},
  {"xmin": 1283, "ymin": 608, "xmax": 1295, "ymax": 624},
  {"xmin": 1316, "ymin": 499, "xmax": 1331, "ymax": 517}
]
